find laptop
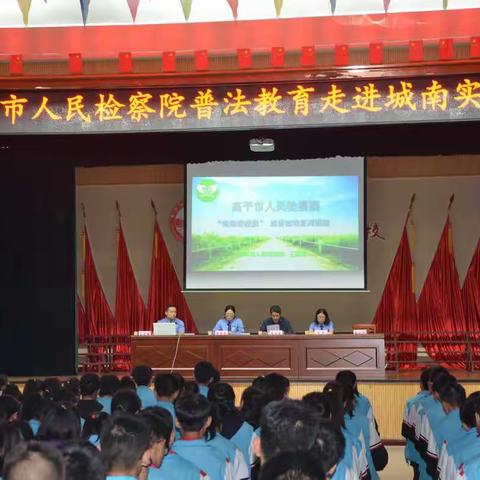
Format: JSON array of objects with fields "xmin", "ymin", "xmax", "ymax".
[{"xmin": 153, "ymin": 322, "xmax": 177, "ymax": 336}]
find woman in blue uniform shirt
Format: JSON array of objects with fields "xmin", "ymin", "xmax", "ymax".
[
  {"xmin": 309, "ymin": 308, "xmax": 334, "ymax": 333},
  {"xmin": 212, "ymin": 305, "xmax": 245, "ymax": 334}
]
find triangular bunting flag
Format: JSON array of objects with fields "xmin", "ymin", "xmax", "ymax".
[
  {"xmin": 226, "ymin": 0, "xmax": 238, "ymax": 19},
  {"xmin": 79, "ymin": 0, "xmax": 91, "ymax": 25},
  {"xmin": 17, "ymin": 0, "xmax": 32, "ymax": 26},
  {"xmin": 127, "ymin": 0, "xmax": 140, "ymax": 22},
  {"xmin": 180, "ymin": 0, "xmax": 193, "ymax": 21},
  {"xmin": 330, "ymin": 0, "xmax": 336, "ymax": 15},
  {"xmin": 443, "ymin": 0, "xmax": 448, "ymax": 9},
  {"xmin": 274, "ymin": 0, "xmax": 283, "ymax": 17},
  {"xmin": 383, "ymin": 0, "xmax": 391, "ymax": 13}
]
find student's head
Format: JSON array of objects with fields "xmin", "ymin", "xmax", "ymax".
[
  {"xmin": 194, "ymin": 361, "xmax": 216, "ymax": 385},
  {"xmin": 139, "ymin": 408, "xmax": 174, "ymax": 467},
  {"xmin": 154, "ymin": 374, "xmax": 180, "ymax": 402},
  {"xmin": 269, "ymin": 305, "xmax": 282, "ymax": 322},
  {"xmin": 131, "ymin": 365, "xmax": 153, "ymax": 387},
  {"xmin": 259, "ymin": 450, "xmax": 326, "ymax": 480},
  {"xmin": 3, "ymin": 441, "xmax": 65, "ymax": 480},
  {"xmin": 224, "ymin": 305, "xmax": 236, "ymax": 321},
  {"xmin": 256, "ymin": 399, "xmax": 318, "ymax": 464},
  {"xmin": 63, "ymin": 378, "xmax": 81, "ymax": 398},
  {"xmin": 311, "ymin": 420, "xmax": 345, "ymax": 477},
  {"xmin": 175, "ymin": 394, "xmax": 212, "ymax": 435},
  {"xmin": 61, "ymin": 441, "xmax": 105, "ymax": 480},
  {"xmin": 36, "ymin": 404, "xmax": 81, "ymax": 442},
  {"xmin": 81, "ymin": 412, "xmax": 110, "ymax": 441},
  {"xmin": 302, "ymin": 392, "xmax": 332, "ymax": 420},
  {"xmin": 54, "ymin": 388, "xmax": 78, "ymax": 405},
  {"xmin": 119, "ymin": 376, "xmax": 137, "ymax": 391},
  {"xmin": 111, "ymin": 389, "xmax": 142, "ymax": 415},
  {"xmin": 460, "ymin": 392, "xmax": 480, "ymax": 429},
  {"xmin": 208, "ymin": 382, "xmax": 236, "ymax": 422},
  {"xmin": 21, "ymin": 394, "xmax": 47, "ymax": 422},
  {"xmin": 437, "ymin": 381, "xmax": 466, "ymax": 414},
  {"xmin": 428, "ymin": 366, "xmax": 449, "ymax": 392},
  {"xmin": 431, "ymin": 373, "xmax": 456, "ymax": 401},
  {"xmin": 171, "ymin": 373, "xmax": 185, "ymax": 397},
  {"xmin": 263, "ymin": 373, "xmax": 290, "ymax": 402},
  {"xmin": 420, "ymin": 367, "xmax": 432, "ymax": 391},
  {"xmin": 22, "ymin": 380, "xmax": 45, "ymax": 401},
  {"xmin": 165, "ymin": 305, "xmax": 177, "ymax": 320},
  {"xmin": 0, "ymin": 396, "xmax": 21, "ymax": 422},
  {"xmin": 100, "ymin": 413, "xmax": 151, "ymax": 477},
  {"xmin": 99, "ymin": 374, "xmax": 121, "ymax": 397},
  {"xmin": 241, "ymin": 387, "xmax": 269, "ymax": 430},
  {"xmin": 0, "ymin": 422, "xmax": 27, "ymax": 473},
  {"xmin": 315, "ymin": 309, "xmax": 331, "ymax": 326},
  {"xmin": 181, "ymin": 381, "xmax": 199, "ymax": 397},
  {"xmin": 43, "ymin": 378, "xmax": 62, "ymax": 401},
  {"xmin": 323, "ymin": 382, "xmax": 351, "ymax": 426},
  {"xmin": 335, "ymin": 370, "xmax": 359, "ymax": 396},
  {"xmin": 4, "ymin": 385, "xmax": 22, "ymax": 403}
]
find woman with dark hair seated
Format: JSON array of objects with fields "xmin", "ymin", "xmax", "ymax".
[{"xmin": 309, "ymin": 308, "xmax": 334, "ymax": 333}]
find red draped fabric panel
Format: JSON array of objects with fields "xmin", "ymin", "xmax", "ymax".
[
  {"xmin": 147, "ymin": 220, "xmax": 198, "ymax": 333},
  {"xmin": 114, "ymin": 224, "xmax": 147, "ymax": 335},
  {"xmin": 76, "ymin": 294, "xmax": 87, "ymax": 344},
  {"xmin": 462, "ymin": 240, "xmax": 480, "ymax": 365},
  {"xmin": 373, "ymin": 217, "xmax": 417, "ymax": 368},
  {"xmin": 84, "ymin": 226, "xmax": 114, "ymax": 337},
  {"xmin": 417, "ymin": 217, "xmax": 466, "ymax": 367}
]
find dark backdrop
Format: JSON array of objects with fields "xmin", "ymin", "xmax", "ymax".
[{"xmin": 0, "ymin": 121, "xmax": 479, "ymax": 376}]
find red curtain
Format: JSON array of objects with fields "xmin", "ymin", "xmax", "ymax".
[
  {"xmin": 462, "ymin": 240, "xmax": 480, "ymax": 365},
  {"xmin": 84, "ymin": 226, "xmax": 114, "ymax": 337},
  {"xmin": 147, "ymin": 220, "xmax": 198, "ymax": 333},
  {"xmin": 373, "ymin": 217, "xmax": 417, "ymax": 368},
  {"xmin": 114, "ymin": 224, "xmax": 147, "ymax": 335},
  {"xmin": 76, "ymin": 294, "xmax": 87, "ymax": 344},
  {"xmin": 417, "ymin": 217, "xmax": 466, "ymax": 367}
]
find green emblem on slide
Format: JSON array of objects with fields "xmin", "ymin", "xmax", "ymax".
[{"xmin": 195, "ymin": 179, "xmax": 219, "ymax": 202}]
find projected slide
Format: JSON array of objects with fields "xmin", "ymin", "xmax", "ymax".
[
  {"xmin": 186, "ymin": 158, "xmax": 365, "ymax": 290},
  {"xmin": 191, "ymin": 176, "xmax": 359, "ymax": 272}
]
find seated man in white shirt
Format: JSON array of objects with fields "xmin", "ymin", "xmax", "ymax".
[{"xmin": 157, "ymin": 305, "xmax": 185, "ymax": 334}]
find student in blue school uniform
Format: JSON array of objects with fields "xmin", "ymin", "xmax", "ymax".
[
  {"xmin": 141, "ymin": 407, "xmax": 209, "ymax": 480},
  {"xmin": 252, "ymin": 398, "xmax": 345, "ymax": 479},
  {"xmin": 100, "ymin": 413, "xmax": 152, "ymax": 480},
  {"xmin": 173, "ymin": 394, "xmax": 233, "ymax": 480},
  {"xmin": 98, "ymin": 374, "xmax": 121, "ymax": 414},
  {"xmin": 309, "ymin": 308, "xmax": 334, "ymax": 333},
  {"xmin": 77, "ymin": 373, "xmax": 103, "ymax": 423},
  {"xmin": 36, "ymin": 403, "xmax": 81, "ymax": 443},
  {"xmin": 21, "ymin": 393, "xmax": 47, "ymax": 436},
  {"xmin": 303, "ymin": 391, "xmax": 360, "ymax": 480},
  {"xmin": 81, "ymin": 411, "xmax": 109, "ymax": 447},
  {"xmin": 438, "ymin": 392, "xmax": 480, "ymax": 480},
  {"xmin": 424, "ymin": 376, "xmax": 465, "ymax": 477},
  {"xmin": 132, "ymin": 365, "xmax": 156, "ymax": 409},
  {"xmin": 154, "ymin": 373, "xmax": 180, "ymax": 421},
  {"xmin": 194, "ymin": 362, "xmax": 218, "ymax": 398},
  {"xmin": 212, "ymin": 305, "xmax": 245, "ymax": 334},
  {"xmin": 401, "ymin": 368, "xmax": 432, "ymax": 480}
]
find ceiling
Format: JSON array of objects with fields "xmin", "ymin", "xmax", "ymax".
[{"xmin": 1, "ymin": 0, "xmax": 480, "ymax": 28}]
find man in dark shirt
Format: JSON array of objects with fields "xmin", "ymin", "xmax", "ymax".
[{"xmin": 259, "ymin": 305, "xmax": 294, "ymax": 334}]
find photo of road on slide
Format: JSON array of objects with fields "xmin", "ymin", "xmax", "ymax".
[{"xmin": 190, "ymin": 175, "xmax": 360, "ymax": 272}]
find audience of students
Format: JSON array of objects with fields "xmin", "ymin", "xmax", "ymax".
[
  {"xmin": 401, "ymin": 366, "xmax": 480, "ymax": 480},
  {"xmin": 0, "ymin": 365, "xmax": 394, "ymax": 480}
]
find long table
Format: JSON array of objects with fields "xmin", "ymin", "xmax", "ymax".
[{"xmin": 131, "ymin": 334, "xmax": 385, "ymax": 380}]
